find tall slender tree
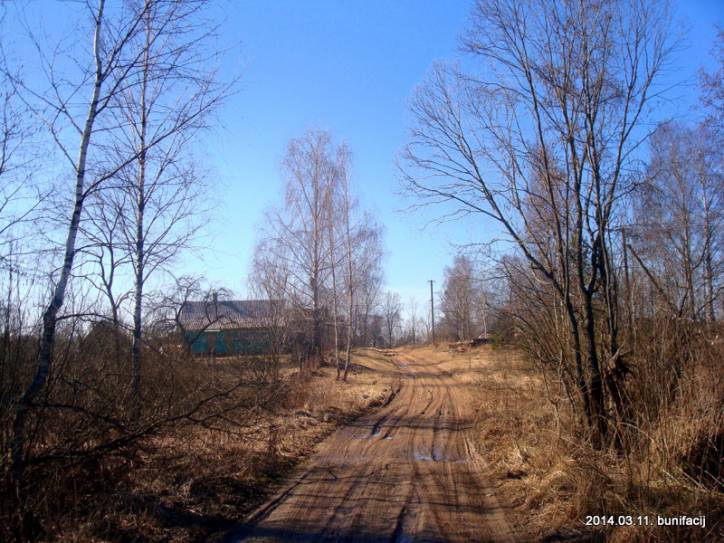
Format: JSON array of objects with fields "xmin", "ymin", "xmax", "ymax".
[
  {"xmin": 383, "ymin": 291, "xmax": 402, "ymax": 348},
  {"xmin": 11, "ymin": 0, "xmax": 154, "ymax": 480},
  {"xmin": 109, "ymin": 0, "xmax": 227, "ymax": 411}
]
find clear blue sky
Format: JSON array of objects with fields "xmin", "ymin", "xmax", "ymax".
[
  {"xmin": 196, "ymin": 0, "xmax": 722, "ymax": 310},
  {"xmin": 5, "ymin": 0, "xmax": 723, "ymax": 312},
  {"xmin": 197, "ymin": 0, "xmax": 481, "ymax": 307}
]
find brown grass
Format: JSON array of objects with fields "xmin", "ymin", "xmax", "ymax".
[
  {"xmin": 4, "ymin": 350, "xmax": 395, "ymax": 543},
  {"xmin": 461, "ymin": 345, "xmax": 723, "ymax": 542},
  {"xmin": 5, "ymin": 342, "xmax": 720, "ymax": 541}
]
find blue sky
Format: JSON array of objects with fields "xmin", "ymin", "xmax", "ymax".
[
  {"xmin": 5, "ymin": 0, "xmax": 723, "ymax": 313},
  {"xmin": 198, "ymin": 0, "xmax": 479, "ymax": 307},
  {"xmin": 196, "ymin": 0, "xmax": 722, "ymax": 310}
]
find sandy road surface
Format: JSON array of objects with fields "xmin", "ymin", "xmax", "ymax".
[{"xmin": 226, "ymin": 348, "xmax": 521, "ymax": 542}]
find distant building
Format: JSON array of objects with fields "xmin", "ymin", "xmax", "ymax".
[{"xmin": 178, "ymin": 296, "xmax": 277, "ymax": 356}]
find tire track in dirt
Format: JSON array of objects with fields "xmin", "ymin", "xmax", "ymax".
[{"xmin": 227, "ymin": 348, "xmax": 521, "ymax": 542}]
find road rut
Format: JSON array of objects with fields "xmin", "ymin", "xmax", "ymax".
[{"xmin": 227, "ymin": 350, "xmax": 520, "ymax": 542}]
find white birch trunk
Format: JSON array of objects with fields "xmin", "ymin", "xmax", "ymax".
[{"xmin": 12, "ymin": 0, "xmax": 106, "ymax": 480}]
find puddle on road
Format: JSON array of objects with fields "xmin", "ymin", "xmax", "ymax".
[
  {"xmin": 370, "ymin": 415, "xmax": 388, "ymax": 437},
  {"xmin": 413, "ymin": 450, "xmax": 465, "ymax": 463},
  {"xmin": 432, "ymin": 443, "xmax": 445, "ymax": 461}
]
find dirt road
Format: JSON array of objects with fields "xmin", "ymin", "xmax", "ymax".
[{"xmin": 226, "ymin": 348, "xmax": 521, "ymax": 542}]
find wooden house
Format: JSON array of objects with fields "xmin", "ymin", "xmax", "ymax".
[{"xmin": 178, "ymin": 296, "xmax": 278, "ymax": 356}]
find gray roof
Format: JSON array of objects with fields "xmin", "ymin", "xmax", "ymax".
[{"xmin": 178, "ymin": 299, "xmax": 278, "ymax": 331}]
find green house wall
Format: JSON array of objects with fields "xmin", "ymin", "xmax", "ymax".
[{"xmin": 186, "ymin": 329, "xmax": 271, "ymax": 356}]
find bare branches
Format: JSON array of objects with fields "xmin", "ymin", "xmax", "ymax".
[
  {"xmin": 382, "ymin": 291, "xmax": 402, "ymax": 348},
  {"xmin": 10, "ymin": 0, "xmax": 230, "ymax": 482},
  {"xmin": 439, "ymin": 254, "xmax": 490, "ymax": 342},
  {"xmin": 251, "ymin": 130, "xmax": 385, "ymax": 373},
  {"xmin": 631, "ymin": 122, "xmax": 723, "ymax": 321},
  {"xmin": 403, "ymin": 0, "xmax": 675, "ymax": 446}
]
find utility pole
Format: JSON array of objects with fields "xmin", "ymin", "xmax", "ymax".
[{"xmin": 428, "ymin": 279, "xmax": 435, "ymax": 345}]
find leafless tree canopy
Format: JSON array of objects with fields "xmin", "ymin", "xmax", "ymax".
[
  {"xmin": 632, "ymin": 123, "xmax": 722, "ymax": 321},
  {"xmin": 403, "ymin": 0, "xmax": 680, "ymax": 446},
  {"xmin": 382, "ymin": 291, "xmax": 402, "ymax": 348},
  {"xmin": 0, "ymin": 1, "xmax": 720, "ymax": 539},
  {"xmin": 251, "ymin": 129, "xmax": 385, "ymax": 371},
  {"xmin": 3, "ymin": 0, "xmax": 230, "ymax": 487},
  {"xmin": 437, "ymin": 254, "xmax": 496, "ymax": 342}
]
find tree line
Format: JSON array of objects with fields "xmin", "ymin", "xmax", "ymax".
[
  {"xmin": 403, "ymin": 0, "xmax": 722, "ymax": 480},
  {"xmin": 251, "ymin": 130, "xmax": 386, "ymax": 379},
  {"xmin": 0, "ymin": 1, "xmax": 254, "ymax": 535}
]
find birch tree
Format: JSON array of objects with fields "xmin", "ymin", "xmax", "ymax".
[
  {"xmin": 109, "ymin": 0, "xmax": 226, "ymax": 411},
  {"xmin": 633, "ymin": 123, "xmax": 722, "ymax": 321},
  {"xmin": 10, "ymin": 0, "xmax": 227, "ymax": 479},
  {"xmin": 339, "ymin": 150, "xmax": 354, "ymax": 379},
  {"xmin": 352, "ymin": 222, "xmax": 383, "ymax": 347},
  {"xmin": 326, "ymin": 165, "xmax": 342, "ymax": 377},
  {"xmin": 339, "ymin": 170, "xmax": 382, "ymax": 379},
  {"xmin": 256, "ymin": 130, "xmax": 339, "ymax": 370},
  {"xmin": 252, "ymin": 131, "xmax": 384, "ymax": 371},
  {"xmin": 10, "ymin": 0, "xmax": 157, "ymax": 481}
]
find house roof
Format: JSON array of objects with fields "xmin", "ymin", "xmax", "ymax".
[{"xmin": 178, "ymin": 299, "xmax": 278, "ymax": 331}]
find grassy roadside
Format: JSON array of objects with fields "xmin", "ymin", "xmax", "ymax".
[
  {"xmin": 50, "ymin": 349, "xmax": 396, "ymax": 542},
  {"xmin": 459, "ymin": 345, "xmax": 723, "ymax": 542}
]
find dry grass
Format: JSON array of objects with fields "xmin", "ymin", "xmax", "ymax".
[
  {"xmin": 460, "ymin": 345, "xmax": 723, "ymax": 542},
  {"xmin": 10, "ymin": 350, "xmax": 395, "ymax": 543},
  {"xmin": 6, "ymin": 342, "xmax": 720, "ymax": 541}
]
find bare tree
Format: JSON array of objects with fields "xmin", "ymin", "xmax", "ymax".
[
  {"xmin": 339, "ymin": 177, "xmax": 383, "ymax": 377},
  {"xmin": 382, "ymin": 291, "xmax": 402, "ymax": 348},
  {"xmin": 440, "ymin": 254, "xmax": 476, "ymax": 341},
  {"xmin": 699, "ymin": 31, "xmax": 724, "ymax": 322},
  {"xmin": 252, "ymin": 130, "xmax": 383, "ymax": 375},
  {"xmin": 352, "ymin": 221, "xmax": 384, "ymax": 347},
  {"xmin": 80, "ymin": 189, "xmax": 131, "ymax": 361},
  {"xmin": 0, "ymin": 46, "xmax": 38, "ymax": 265},
  {"xmin": 251, "ymin": 251, "xmax": 290, "ymax": 383},
  {"xmin": 337, "ymin": 145, "xmax": 354, "ymax": 380},
  {"xmin": 700, "ymin": 29, "xmax": 723, "ymax": 137},
  {"xmin": 255, "ymin": 130, "xmax": 341, "ymax": 371},
  {"xmin": 148, "ymin": 275, "xmax": 227, "ymax": 356},
  {"xmin": 632, "ymin": 123, "xmax": 722, "ymax": 321},
  {"xmin": 9, "ymin": 0, "xmax": 229, "ymax": 479},
  {"xmin": 0, "ymin": 94, "xmax": 28, "ymax": 253},
  {"xmin": 108, "ymin": 0, "xmax": 227, "ymax": 411},
  {"xmin": 326, "ymin": 160, "xmax": 342, "ymax": 377},
  {"xmin": 0, "ymin": 47, "xmax": 38, "ymax": 404},
  {"xmin": 10, "ymin": 0, "xmax": 158, "ymax": 481},
  {"xmin": 403, "ymin": 0, "xmax": 674, "ymax": 445},
  {"xmin": 407, "ymin": 296, "xmax": 419, "ymax": 344}
]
